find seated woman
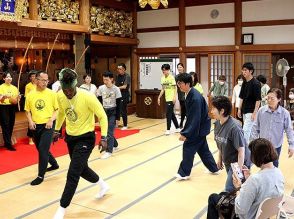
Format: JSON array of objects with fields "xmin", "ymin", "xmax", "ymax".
[
  {"xmin": 79, "ymin": 74, "xmax": 97, "ymax": 95},
  {"xmin": 207, "ymin": 138, "xmax": 284, "ymax": 219}
]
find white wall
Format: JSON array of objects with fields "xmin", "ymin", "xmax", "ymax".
[
  {"xmin": 138, "ymin": 31, "xmax": 179, "ymax": 48},
  {"xmin": 243, "ymin": 0, "xmax": 294, "ymax": 22},
  {"xmin": 186, "ymin": 3, "xmax": 234, "ymax": 25},
  {"xmin": 187, "ymin": 28, "xmax": 234, "ymax": 46},
  {"xmin": 137, "ymin": 8, "xmax": 179, "ymax": 28},
  {"xmin": 243, "ymin": 25, "xmax": 294, "ymax": 44}
]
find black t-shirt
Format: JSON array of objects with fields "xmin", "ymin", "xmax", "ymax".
[
  {"xmin": 115, "ymin": 73, "xmax": 130, "ymax": 98},
  {"xmin": 239, "ymin": 77, "xmax": 261, "ymax": 114}
]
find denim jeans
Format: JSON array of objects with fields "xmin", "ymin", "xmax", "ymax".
[
  {"xmin": 273, "ymin": 146, "xmax": 282, "ymax": 167},
  {"xmin": 243, "ymin": 113, "xmax": 254, "ymax": 145},
  {"xmin": 105, "ymin": 107, "xmax": 118, "ymax": 153},
  {"xmin": 224, "ymin": 165, "xmax": 235, "ymax": 192}
]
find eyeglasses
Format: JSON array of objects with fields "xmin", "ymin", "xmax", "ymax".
[
  {"xmin": 37, "ymin": 78, "xmax": 49, "ymax": 83},
  {"xmin": 177, "ymin": 81, "xmax": 184, "ymax": 86}
]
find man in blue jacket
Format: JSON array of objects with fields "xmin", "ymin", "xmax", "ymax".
[{"xmin": 175, "ymin": 73, "xmax": 218, "ymax": 180}]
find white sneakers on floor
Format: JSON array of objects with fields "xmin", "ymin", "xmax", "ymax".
[
  {"xmin": 121, "ymin": 126, "xmax": 128, "ymax": 130},
  {"xmin": 165, "ymin": 130, "xmax": 171, "ymax": 135},
  {"xmin": 175, "ymin": 128, "xmax": 181, "ymax": 133},
  {"xmin": 101, "ymin": 152, "xmax": 112, "ymax": 159},
  {"xmin": 175, "ymin": 173, "xmax": 190, "ymax": 180},
  {"xmin": 53, "ymin": 206, "xmax": 66, "ymax": 219},
  {"xmin": 95, "ymin": 179, "xmax": 110, "ymax": 199}
]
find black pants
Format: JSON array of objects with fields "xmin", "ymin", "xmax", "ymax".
[
  {"xmin": 166, "ymin": 101, "xmax": 179, "ymax": 130},
  {"xmin": 60, "ymin": 131, "xmax": 99, "ymax": 208},
  {"xmin": 32, "ymin": 124, "xmax": 58, "ymax": 177},
  {"xmin": 179, "ymin": 100, "xmax": 186, "ymax": 128},
  {"xmin": 178, "ymin": 136, "xmax": 218, "ymax": 177},
  {"xmin": 207, "ymin": 192, "xmax": 234, "ymax": 219},
  {"xmin": 0, "ymin": 105, "xmax": 15, "ymax": 148},
  {"xmin": 120, "ymin": 96, "xmax": 128, "ymax": 127}
]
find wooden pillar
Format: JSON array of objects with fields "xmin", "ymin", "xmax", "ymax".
[
  {"xmin": 179, "ymin": 0, "xmax": 186, "ymax": 67},
  {"xmin": 29, "ymin": 0, "xmax": 38, "ymax": 20},
  {"xmin": 80, "ymin": 0, "xmax": 90, "ymax": 27},
  {"xmin": 74, "ymin": 34, "xmax": 86, "ymax": 83},
  {"xmin": 131, "ymin": 2, "xmax": 138, "ymax": 105},
  {"xmin": 196, "ymin": 54, "xmax": 201, "ymax": 81},
  {"xmin": 234, "ymin": 0, "xmax": 242, "ymax": 81}
]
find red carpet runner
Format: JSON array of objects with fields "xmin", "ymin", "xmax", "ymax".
[{"xmin": 0, "ymin": 128, "xmax": 139, "ymax": 175}]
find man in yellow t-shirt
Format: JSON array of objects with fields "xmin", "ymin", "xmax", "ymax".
[
  {"xmin": 25, "ymin": 70, "xmax": 37, "ymax": 145},
  {"xmin": 157, "ymin": 64, "xmax": 180, "ymax": 136},
  {"xmin": 53, "ymin": 68, "xmax": 109, "ymax": 219},
  {"xmin": 0, "ymin": 72, "xmax": 20, "ymax": 151},
  {"xmin": 25, "ymin": 71, "xmax": 59, "ymax": 186}
]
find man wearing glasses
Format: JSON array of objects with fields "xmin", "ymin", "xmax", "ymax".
[{"xmin": 25, "ymin": 71, "xmax": 59, "ymax": 186}]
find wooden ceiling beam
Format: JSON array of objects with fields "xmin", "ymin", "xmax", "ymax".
[{"xmin": 91, "ymin": 34, "xmax": 138, "ymax": 45}]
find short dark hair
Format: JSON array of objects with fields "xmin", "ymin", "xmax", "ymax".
[
  {"xmin": 83, "ymin": 74, "xmax": 91, "ymax": 80},
  {"xmin": 249, "ymin": 138, "xmax": 278, "ymax": 167},
  {"xmin": 189, "ymin": 71, "xmax": 199, "ymax": 85},
  {"xmin": 256, "ymin": 74, "xmax": 267, "ymax": 84},
  {"xmin": 161, "ymin": 64, "xmax": 170, "ymax": 70},
  {"xmin": 267, "ymin": 88, "xmax": 282, "ymax": 100},
  {"xmin": 177, "ymin": 63, "xmax": 184, "ymax": 68},
  {"xmin": 60, "ymin": 68, "xmax": 77, "ymax": 84},
  {"xmin": 35, "ymin": 71, "xmax": 47, "ymax": 78},
  {"xmin": 175, "ymin": 73, "xmax": 193, "ymax": 87},
  {"xmin": 28, "ymin": 70, "xmax": 39, "ymax": 78},
  {"xmin": 242, "ymin": 62, "xmax": 255, "ymax": 74},
  {"xmin": 211, "ymin": 96, "xmax": 232, "ymax": 117},
  {"xmin": 218, "ymin": 75, "xmax": 226, "ymax": 81},
  {"xmin": 2, "ymin": 72, "xmax": 12, "ymax": 79},
  {"xmin": 117, "ymin": 63, "xmax": 126, "ymax": 70},
  {"xmin": 103, "ymin": 71, "xmax": 114, "ymax": 78},
  {"xmin": 236, "ymin": 74, "xmax": 245, "ymax": 82}
]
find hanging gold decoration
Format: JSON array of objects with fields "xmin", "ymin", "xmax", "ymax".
[{"xmin": 138, "ymin": 0, "xmax": 168, "ymax": 10}]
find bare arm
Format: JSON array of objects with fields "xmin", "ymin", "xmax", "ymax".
[
  {"xmin": 157, "ymin": 85, "xmax": 165, "ymax": 106},
  {"xmin": 25, "ymin": 111, "xmax": 36, "ymax": 130},
  {"xmin": 237, "ymin": 147, "xmax": 245, "ymax": 169}
]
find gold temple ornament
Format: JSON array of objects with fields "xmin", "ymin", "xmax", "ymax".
[
  {"xmin": 0, "ymin": 0, "xmax": 25, "ymax": 22},
  {"xmin": 138, "ymin": 0, "xmax": 168, "ymax": 9}
]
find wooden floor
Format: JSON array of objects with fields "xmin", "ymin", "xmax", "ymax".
[{"xmin": 0, "ymin": 115, "xmax": 293, "ymax": 219}]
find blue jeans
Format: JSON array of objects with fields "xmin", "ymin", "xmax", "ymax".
[
  {"xmin": 273, "ymin": 146, "xmax": 282, "ymax": 167},
  {"xmin": 105, "ymin": 108, "xmax": 118, "ymax": 153},
  {"xmin": 224, "ymin": 165, "xmax": 235, "ymax": 192}
]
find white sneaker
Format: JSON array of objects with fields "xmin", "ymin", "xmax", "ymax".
[
  {"xmin": 121, "ymin": 126, "xmax": 128, "ymax": 130},
  {"xmin": 101, "ymin": 152, "xmax": 112, "ymax": 159},
  {"xmin": 165, "ymin": 130, "xmax": 170, "ymax": 135},
  {"xmin": 53, "ymin": 206, "xmax": 66, "ymax": 219},
  {"xmin": 95, "ymin": 179, "xmax": 110, "ymax": 199},
  {"xmin": 175, "ymin": 173, "xmax": 189, "ymax": 180},
  {"xmin": 175, "ymin": 128, "xmax": 181, "ymax": 133},
  {"xmin": 205, "ymin": 170, "xmax": 220, "ymax": 175}
]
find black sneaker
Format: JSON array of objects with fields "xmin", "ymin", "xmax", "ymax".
[{"xmin": 46, "ymin": 165, "xmax": 59, "ymax": 172}]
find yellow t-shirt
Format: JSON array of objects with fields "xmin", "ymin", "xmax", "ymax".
[
  {"xmin": 0, "ymin": 83, "xmax": 19, "ymax": 105},
  {"xmin": 25, "ymin": 82, "xmax": 36, "ymax": 97},
  {"xmin": 161, "ymin": 74, "xmax": 176, "ymax": 102},
  {"xmin": 55, "ymin": 88, "xmax": 108, "ymax": 137},
  {"xmin": 25, "ymin": 88, "xmax": 59, "ymax": 124},
  {"xmin": 194, "ymin": 83, "xmax": 204, "ymax": 95}
]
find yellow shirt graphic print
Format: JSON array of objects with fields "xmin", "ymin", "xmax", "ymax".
[
  {"xmin": 0, "ymin": 83, "xmax": 19, "ymax": 105},
  {"xmin": 25, "ymin": 88, "xmax": 58, "ymax": 124},
  {"xmin": 161, "ymin": 74, "xmax": 176, "ymax": 102}
]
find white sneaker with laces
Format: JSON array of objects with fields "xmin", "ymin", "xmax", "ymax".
[
  {"xmin": 101, "ymin": 152, "xmax": 112, "ymax": 159},
  {"xmin": 121, "ymin": 126, "xmax": 128, "ymax": 130},
  {"xmin": 53, "ymin": 206, "xmax": 66, "ymax": 219},
  {"xmin": 165, "ymin": 130, "xmax": 170, "ymax": 135}
]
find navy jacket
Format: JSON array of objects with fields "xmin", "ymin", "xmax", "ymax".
[{"xmin": 180, "ymin": 87, "xmax": 211, "ymax": 140}]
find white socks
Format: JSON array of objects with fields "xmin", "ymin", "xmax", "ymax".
[
  {"xmin": 53, "ymin": 206, "xmax": 66, "ymax": 219},
  {"xmin": 95, "ymin": 178, "xmax": 110, "ymax": 199}
]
